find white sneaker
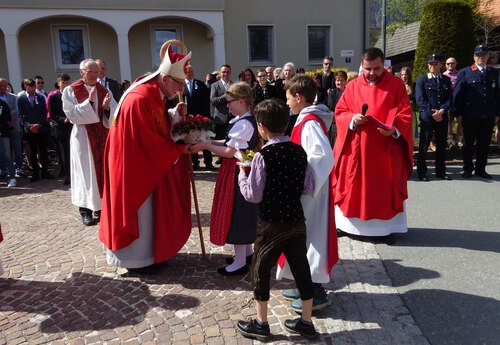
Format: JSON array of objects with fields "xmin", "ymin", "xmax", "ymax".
[{"xmin": 7, "ymin": 178, "xmax": 17, "ymax": 187}]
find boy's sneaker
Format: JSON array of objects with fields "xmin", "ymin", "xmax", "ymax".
[
  {"xmin": 284, "ymin": 318, "xmax": 318, "ymax": 340},
  {"xmin": 236, "ymin": 318, "xmax": 271, "ymax": 342},
  {"xmin": 282, "ymin": 288, "xmax": 300, "ymax": 301},
  {"xmin": 291, "ymin": 285, "xmax": 331, "ymax": 313},
  {"xmin": 7, "ymin": 178, "xmax": 17, "ymax": 188}
]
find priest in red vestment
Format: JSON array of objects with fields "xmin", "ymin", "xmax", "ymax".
[
  {"xmin": 332, "ymin": 48, "xmax": 413, "ymax": 243},
  {"xmin": 99, "ymin": 41, "xmax": 193, "ymax": 274}
]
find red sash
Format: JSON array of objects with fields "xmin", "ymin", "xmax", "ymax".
[
  {"xmin": 279, "ymin": 114, "xmax": 339, "ymax": 273},
  {"xmin": 70, "ymin": 80, "xmax": 109, "ymax": 196}
]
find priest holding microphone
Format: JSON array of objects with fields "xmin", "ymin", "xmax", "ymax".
[{"xmin": 332, "ymin": 47, "xmax": 413, "ymax": 244}]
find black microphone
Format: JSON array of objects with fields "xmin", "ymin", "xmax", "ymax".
[{"xmin": 361, "ymin": 104, "xmax": 368, "ymax": 116}]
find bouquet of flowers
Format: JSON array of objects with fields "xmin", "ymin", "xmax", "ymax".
[
  {"xmin": 235, "ymin": 149, "xmax": 255, "ymax": 174},
  {"xmin": 171, "ymin": 114, "xmax": 215, "ymax": 144}
]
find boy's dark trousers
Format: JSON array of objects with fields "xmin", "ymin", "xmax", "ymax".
[{"xmin": 251, "ymin": 218, "xmax": 314, "ymax": 301}]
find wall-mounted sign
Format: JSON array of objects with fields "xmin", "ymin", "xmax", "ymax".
[{"xmin": 340, "ymin": 50, "xmax": 354, "ymax": 57}]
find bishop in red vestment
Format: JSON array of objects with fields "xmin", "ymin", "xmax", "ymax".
[
  {"xmin": 99, "ymin": 42, "xmax": 193, "ymax": 273},
  {"xmin": 333, "ymin": 48, "xmax": 413, "ymax": 239}
]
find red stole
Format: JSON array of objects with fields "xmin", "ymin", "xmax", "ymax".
[
  {"xmin": 279, "ymin": 114, "xmax": 339, "ymax": 274},
  {"xmin": 70, "ymin": 80, "xmax": 109, "ymax": 196}
]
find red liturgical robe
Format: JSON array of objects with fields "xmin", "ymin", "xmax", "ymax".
[
  {"xmin": 99, "ymin": 78, "xmax": 192, "ymax": 264},
  {"xmin": 333, "ymin": 71, "xmax": 413, "ymax": 221}
]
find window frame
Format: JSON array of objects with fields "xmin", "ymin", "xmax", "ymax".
[
  {"xmin": 247, "ymin": 25, "xmax": 275, "ymax": 66},
  {"xmin": 307, "ymin": 25, "xmax": 333, "ymax": 65},
  {"xmin": 150, "ymin": 25, "xmax": 183, "ymax": 70},
  {"xmin": 51, "ymin": 24, "xmax": 90, "ymax": 70}
]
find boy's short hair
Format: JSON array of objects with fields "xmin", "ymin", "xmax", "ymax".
[
  {"xmin": 284, "ymin": 74, "xmax": 317, "ymax": 104},
  {"xmin": 254, "ymin": 98, "xmax": 289, "ymax": 134}
]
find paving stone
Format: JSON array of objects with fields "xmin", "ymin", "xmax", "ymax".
[{"xmin": 0, "ymin": 174, "xmax": 427, "ymax": 344}]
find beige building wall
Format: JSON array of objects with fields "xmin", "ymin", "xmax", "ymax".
[
  {"xmin": 18, "ymin": 18, "xmax": 120, "ymax": 85},
  {"xmin": 0, "ymin": 32, "xmax": 7, "ymax": 80},
  {"xmin": 223, "ymin": 0, "xmax": 366, "ymax": 73},
  {"xmin": 129, "ymin": 18, "xmax": 214, "ymax": 81},
  {"xmin": 0, "ymin": 0, "xmax": 368, "ymax": 88}
]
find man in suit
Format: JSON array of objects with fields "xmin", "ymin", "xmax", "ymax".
[
  {"xmin": 34, "ymin": 75, "xmax": 48, "ymax": 101},
  {"xmin": 0, "ymin": 78, "xmax": 23, "ymax": 177},
  {"xmin": 415, "ymin": 55, "xmax": 453, "ymax": 181},
  {"xmin": 454, "ymin": 45, "xmax": 500, "ymax": 179},
  {"xmin": 184, "ymin": 65, "xmax": 215, "ymax": 170},
  {"xmin": 18, "ymin": 78, "xmax": 54, "ymax": 182},
  {"xmin": 96, "ymin": 59, "xmax": 124, "ymax": 103},
  {"xmin": 210, "ymin": 64, "xmax": 233, "ymax": 140}
]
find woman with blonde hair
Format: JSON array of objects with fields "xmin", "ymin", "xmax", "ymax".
[
  {"xmin": 191, "ymin": 82, "xmax": 259, "ymax": 276},
  {"xmin": 399, "ymin": 66, "xmax": 418, "ymax": 145}
]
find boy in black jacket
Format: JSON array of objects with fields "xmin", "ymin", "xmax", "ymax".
[{"xmin": 235, "ymin": 99, "xmax": 318, "ymax": 341}]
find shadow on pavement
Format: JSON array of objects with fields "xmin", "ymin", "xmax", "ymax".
[
  {"xmin": 401, "ymin": 289, "xmax": 500, "ymax": 345},
  {"xmin": 393, "ymin": 228, "xmax": 500, "ymax": 253},
  {"xmin": 335, "ymin": 259, "xmax": 440, "ymax": 289},
  {"xmin": 331, "ymin": 289, "xmax": 500, "ymax": 345},
  {"xmin": 0, "ymin": 272, "xmax": 200, "ymax": 333}
]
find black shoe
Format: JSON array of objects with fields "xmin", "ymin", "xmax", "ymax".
[
  {"xmin": 383, "ymin": 234, "xmax": 395, "ymax": 245},
  {"xmin": 283, "ymin": 318, "xmax": 318, "ymax": 340},
  {"xmin": 418, "ymin": 175, "xmax": 429, "ymax": 182},
  {"xmin": 225, "ymin": 254, "xmax": 253, "ymax": 265},
  {"xmin": 215, "ymin": 158, "xmax": 222, "ymax": 165},
  {"xmin": 192, "ymin": 165, "xmax": 201, "ymax": 171},
  {"xmin": 236, "ymin": 319, "xmax": 271, "ymax": 342},
  {"xmin": 462, "ymin": 171, "xmax": 473, "ymax": 178},
  {"xmin": 205, "ymin": 164, "xmax": 218, "ymax": 171},
  {"xmin": 82, "ymin": 213, "xmax": 96, "ymax": 226},
  {"xmin": 217, "ymin": 264, "xmax": 249, "ymax": 276},
  {"xmin": 336, "ymin": 228, "xmax": 346, "ymax": 237},
  {"xmin": 41, "ymin": 172, "xmax": 54, "ymax": 180},
  {"xmin": 436, "ymin": 174, "xmax": 451, "ymax": 180},
  {"xmin": 127, "ymin": 265, "xmax": 160, "ymax": 275},
  {"xmin": 30, "ymin": 173, "xmax": 40, "ymax": 182},
  {"xmin": 94, "ymin": 210, "xmax": 101, "ymax": 223},
  {"xmin": 474, "ymin": 171, "xmax": 492, "ymax": 179}
]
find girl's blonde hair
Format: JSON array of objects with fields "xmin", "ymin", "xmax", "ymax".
[{"xmin": 226, "ymin": 81, "xmax": 253, "ymax": 108}]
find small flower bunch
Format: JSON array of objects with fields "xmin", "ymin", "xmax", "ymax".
[
  {"xmin": 171, "ymin": 114, "xmax": 215, "ymax": 144},
  {"xmin": 241, "ymin": 150, "xmax": 255, "ymax": 162}
]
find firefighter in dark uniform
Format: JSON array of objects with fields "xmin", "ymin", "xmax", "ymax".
[
  {"xmin": 454, "ymin": 45, "xmax": 500, "ymax": 179},
  {"xmin": 415, "ymin": 54, "xmax": 453, "ymax": 181}
]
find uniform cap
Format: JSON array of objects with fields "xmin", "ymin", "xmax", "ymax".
[
  {"xmin": 427, "ymin": 54, "xmax": 443, "ymax": 63},
  {"xmin": 474, "ymin": 45, "xmax": 489, "ymax": 55}
]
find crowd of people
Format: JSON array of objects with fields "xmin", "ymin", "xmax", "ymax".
[{"xmin": 1, "ymin": 43, "xmax": 499, "ymax": 341}]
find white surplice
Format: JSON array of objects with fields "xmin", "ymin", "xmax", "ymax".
[
  {"xmin": 276, "ymin": 105, "xmax": 335, "ymax": 284},
  {"xmin": 62, "ymin": 85, "xmax": 116, "ymax": 211}
]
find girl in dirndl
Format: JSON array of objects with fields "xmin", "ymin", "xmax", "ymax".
[{"xmin": 191, "ymin": 82, "xmax": 259, "ymax": 276}]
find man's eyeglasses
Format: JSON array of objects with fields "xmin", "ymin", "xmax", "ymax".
[
  {"xmin": 36, "ymin": 82, "xmax": 44, "ymax": 84},
  {"xmin": 257, "ymin": 74, "xmax": 266, "ymax": 78},
  {"xmin": 169, "ymin": 76, "xmax": 183, "ymax": 86},
  {"xmin": 324, "ymin": 63, "xmax": 332, "ymax": 66},
  {"xmin": 226, "ymin": 98, "xmax": 238, "ymax": 104},
  {"xmin": 446, "ymin": 63, "xmax": 455, "ymax": 65}
]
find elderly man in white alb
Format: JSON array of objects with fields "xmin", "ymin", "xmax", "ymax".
[{"xmin": 62, "ymin": 59, "xmax": 117, "ymax": 226}]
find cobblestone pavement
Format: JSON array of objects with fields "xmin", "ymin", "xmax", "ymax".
[{"xmin": 0, "ymin": 167, "xmax": 430, "ymax": 345}]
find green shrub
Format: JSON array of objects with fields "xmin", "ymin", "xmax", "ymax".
[{"xmin": 414, "ymin": 1, "xmax": 474, "ymax": 77}]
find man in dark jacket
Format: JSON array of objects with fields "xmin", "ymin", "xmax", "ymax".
[
  {"xmin": 415, "ymin": 54, "xmax": 453, "ymax": 181},
  {"xmin": 18, "ymin": 78, "xmax": 54, "ymax": 182},
  {"xmin": 454, "ymin": 45, "xmax": 500, "ymax": 179}
]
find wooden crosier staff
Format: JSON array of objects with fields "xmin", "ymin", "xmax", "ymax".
[{"xmin": 160, "ymin": 40, "xmax": 206, "ymax": 258}]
